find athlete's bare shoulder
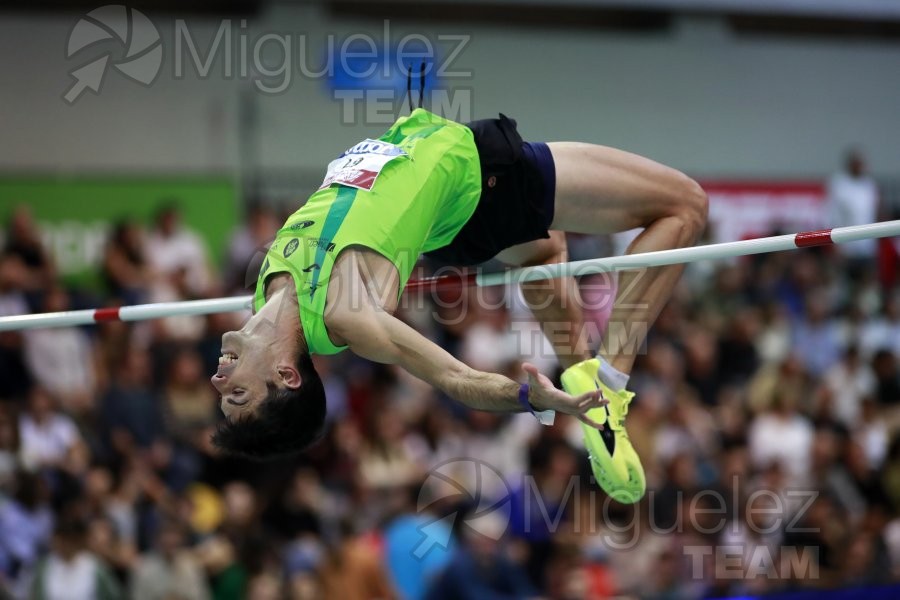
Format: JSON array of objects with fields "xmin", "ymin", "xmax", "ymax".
[{"xmin": 322, "ymin": 246, "xmax": 402, "ymax": 346}]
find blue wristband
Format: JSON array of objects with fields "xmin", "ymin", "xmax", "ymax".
[
  {"xmin": 518, "ymin": 383, "xmax": 533, "ymax": 414},
  {"xmin": 519, "ymin": 382, "xmax": 556, "ymax": 426}
]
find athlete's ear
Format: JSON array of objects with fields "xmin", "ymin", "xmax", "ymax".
[{"xmin": 276, "ymin": 364, "xmax": 302, "ymax": 390}]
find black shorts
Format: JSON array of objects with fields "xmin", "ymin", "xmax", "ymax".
[{"xmin": 424, "ymin": 114, "xmax": 556, "ymax": 266}]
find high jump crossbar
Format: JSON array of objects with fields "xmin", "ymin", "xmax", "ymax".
[{"xmin": 1, "ymin": 220, "xmax": 898, "ymax": 332}]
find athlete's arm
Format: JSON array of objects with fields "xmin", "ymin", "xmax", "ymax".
[{"xmin": 332, "ymin": 307, "xmax": 605, "ymax": 427}]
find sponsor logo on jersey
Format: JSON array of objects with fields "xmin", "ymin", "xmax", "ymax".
[
  {"xmin": 283, "ymin": 238, "xmax": 299, "ymax": 257},
  {"xmin": 340, "ymin": 139, "xmax": 406, "ymax": 158},
  {"xmin": 290, "ymin": 220, "xmax": 316, "ymax": 230},
  {"xmin": 307, "ymin": 238, "xmax": 336, "ymax": 252}
]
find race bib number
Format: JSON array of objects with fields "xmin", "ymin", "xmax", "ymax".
[{"xmin": 319, "ymin": 139, "xmax": 407, "ymax": 191}]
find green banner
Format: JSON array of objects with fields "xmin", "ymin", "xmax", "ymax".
[{"xmin": 0, "ymin": 176, "xmax": 238, "ymax": 289}]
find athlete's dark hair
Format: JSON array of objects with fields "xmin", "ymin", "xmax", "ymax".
[{"xmin": 212, "ymin": 351, "xmax": 326, "ymax": 460}]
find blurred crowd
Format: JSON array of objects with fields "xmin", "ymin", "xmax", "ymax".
[{"xmin": 1, "ymin": 167, "xmax": 900, "ymax": 600}]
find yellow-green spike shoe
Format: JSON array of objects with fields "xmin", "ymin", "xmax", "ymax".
[{"xmin": 560, "ymin": 357, "xmax": 645, "ymax": 504}]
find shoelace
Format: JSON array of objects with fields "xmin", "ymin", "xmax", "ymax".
[
  {"xmin": 597, "ymin": 382, "xmax": 631, "ymax": 430},
  {"xmin": 583, "ymin": 368, "xmax": 633, "ymax": 432},
  {"xmin": 620, "ymin": 393, "xmax": 632, "ymax": 419},
  {"xmin": 615, "ymin": 394, "xmax": 632, "ymax": 430}
]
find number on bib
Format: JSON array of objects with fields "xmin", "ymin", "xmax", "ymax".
[{"xmin": 319, "ymin": 139, "xmax": 407, "ymax": 191}]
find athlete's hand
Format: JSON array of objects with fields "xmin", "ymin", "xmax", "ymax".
[{"xmin": 523, "ymin": 363, "xmax": 607, "ymax": 429}]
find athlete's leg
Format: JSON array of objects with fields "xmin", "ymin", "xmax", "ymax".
[
  {"xmin": 547, "ymin": 141, "xmax": 708, "ymax": 373},
  {"xmin": 496, "ymin": 232, "xmax": 592, "ymax": 370},
  {"xmin": 509, "ymin": 141, "xmax": 706, "ymax": 503},
  {"xmin": 499, "ymin": 142, "xmax": 707, "ymax": 375}
]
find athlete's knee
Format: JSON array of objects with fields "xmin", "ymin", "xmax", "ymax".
[{"xmin": 671, "ymin": 173, "xmax": 708, "ymax": 238}]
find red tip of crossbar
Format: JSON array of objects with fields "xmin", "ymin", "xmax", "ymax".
[
  {"xmin": 94, "ymin": 307, "xmax": 121, "ymax": 322},
  {"xmin": 794, "ymin": 229, "xmax": 833, "ymax": 248}
]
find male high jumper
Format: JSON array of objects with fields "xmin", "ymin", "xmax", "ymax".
[{"xmin": 210, "ymin": 108, "xmax": 707, "ymax": 503}]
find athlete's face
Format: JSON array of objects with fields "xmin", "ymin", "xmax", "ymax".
[
  {"xmin": 210, "ymin": 329, "xmax": 277, "ymax": 420},
  {"xmin": 210, "ymin": 284, "xmax": 303, "ymax": 420}
]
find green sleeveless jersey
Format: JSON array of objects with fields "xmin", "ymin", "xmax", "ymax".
[{"xmin": 253, "ymin": 109, "xmax": 482, "ymax": 355}]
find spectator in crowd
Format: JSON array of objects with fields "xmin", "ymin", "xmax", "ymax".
[
  {"xmin": 883, "ymin": 437, "xmax": 900, "ymax": 515},
  {"xmin": 86, "ymin": 515, "xmax": 136, "ymax": 587},
  {"xmin": 824, "ymin": 345, "xmax": 877, "ymax": 427},
  {"xmin": 130, "ymin": 519, "xmax": 210, "ymax": 600},
  {"xmin": 781, "ymin": 495, "xmax": 844, "ymax": 588},
  {"xmin": 747, "ymin": 355, "xmax": 807, "ymax": 414},
  {"xmin": 219, "ymin": 480, "xmax": 258, "ymax": 543},
  {"xmin": 829, "ymin": 439, "xmax": 889, "ymax": 523},
  {"xmin": 100, "ymin": 348, "xmax": 168, "ymax": 470},
  {"xmin": 860, "ymin": 293, "xmax": 900, "ymax": 359},
  {"xmin": 263, "ymin": 468, "xmax": 327, "ymax": 544},
  {"xmin": 0, "ymin": 251, "xmax": 30, "ymax": 317},
  {"xmin": 317, "ymin": 521, "xmax": 397, "ymax": 600},
  {"xmin": 841, "ymin": 531, "xmax": 883, "ymax": 587},
  {"xmin": 717, "ymin": 307, "xmax": 762, "ymax": 385},
  {"xmin": 162, "ymin": 347, "xmax": 218, "ymax": 436},
  {"xmin": 748, "ymin": 388, "xmax": 814, "ymax": 483},
  {"xmin": 827, "ymin": 148, "xmax": 880, "ymax": 271},
  {"xmin": 23, "ymin": 286, "xmax": 98, "ymax": 415},
  {"xmin": 459, "ymin": 287, "xmax": 519, "ymax": 373},
  {"xmin": 2, "ymin": 206, "xmax": 54, "ymax": 295},
  {"xmin": 145, "ymin": 204, "xmax": 212, "ymax": 297},
  {"xmin": 425, "ymin": 510, "xmax": 536, "ymax": 600},
  {"xmin": 857, "ymin": 398, "xmax": 889, "ymax": 469},
  {"xmin": 160, "ymin": 346, "xmax": 217, "ymax": 490},
  {"xmin": 17, "ymin": 386, "xmax": 88, "ymax": 477},
  {"xmin": 507, "ymin": 437, "xmax": 580, "ymax": 589},
  {"xmin": 102, "ymin": 220, "xmax": 151, "ymax": 306},
  {"xmin": 0, "ymin": 470, "xmax": 53, "ymax": 597},
  {"xmin": 872, "ymin": 350, "xmax": 900, "ymax": 421},
  {"xmin": 29, "ymin": 517, "xmax": 122, "ymax": 599},
  {"xmin": 0, "ymin": 253, "xmax": 35, "ymax": 401},
  {"xmin": 79, "ymin": 466, "xmax": 138, "ymax": 550},
  {"xmin": 0, "ymin": 405, "xmax": 19, "ymax": 492},
  {"xmin": 383, "ymin": 485, "xmax": 455, "ymax": 600},
  {"xmin": 144, "ymin": 204, "xmax": 213, "ymax": 341},
  {"xmin": 224, "ymin": 203, "xmax": 278, "ymax": 293},
  {"xmin": 652, "ymin": 452, "xmax": 701, "ymax": 532},
  {"xmin": 195, "ymin": 534, "xmax": 247, "ymax": 600},
  {"xmin": 358, "ymin": 405, "xmax": 423, "ymax": 492},
  {"xmin": 792, "ymin": 289, "xmax": 843, "ymax": 378},
  {"xmin": 642, "ymin": 548, "xmax": 689, "ymax": 600}
]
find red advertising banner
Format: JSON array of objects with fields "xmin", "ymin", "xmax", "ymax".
[{"xmin": 702, "ymin": 181, "xmax": 826, "ymax": 243}]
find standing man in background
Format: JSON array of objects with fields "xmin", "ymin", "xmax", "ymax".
[{"xmin": 828, "ymin": 149, "xmax": 880, "ymax": 278}]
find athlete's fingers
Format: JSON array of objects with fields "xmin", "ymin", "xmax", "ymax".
[
  {"xmin": 575, "ymin": 390, "xmax": 605, "ymax": 408},
  {"xmin": 522, "ymin": 362, "xmax": 542, "ymax": 382},
  {"xmin": 578, "ymin": 412, "xmax": 605, "ymax": 430},
  {"xmin": 578, "ymin": 400, "xmax": 606, "ymax": 413}
]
